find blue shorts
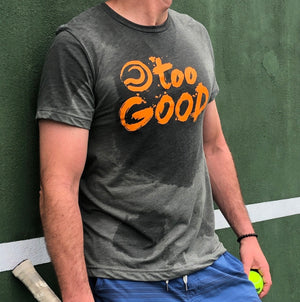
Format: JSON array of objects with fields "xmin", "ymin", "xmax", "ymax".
[{"xmin": 89, "ymin": 252, "xmax": 260, "ymax": 302}]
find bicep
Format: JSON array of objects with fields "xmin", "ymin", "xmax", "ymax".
[
  {"xmin": 39, "ymin": 120, "xmax": 89, "ymax": 189},
  {"xmin": 203, "ymin": 100, "xmax": 226, "ymax": 153}
]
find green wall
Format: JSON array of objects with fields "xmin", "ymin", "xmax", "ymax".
[{"xmin": 1, "ymin": 1, "xmax": 299, "ymax": 301}]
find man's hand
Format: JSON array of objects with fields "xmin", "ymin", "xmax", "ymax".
[{"xmin": 239, "ymin": 237, "xmax": 272, "ymax": 298}]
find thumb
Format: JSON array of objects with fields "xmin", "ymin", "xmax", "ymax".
[
  {"xmin": 243, "ymin": 261, "xmax": 251, "ymax": 277},
  {"xmin": 240, "ymin": 247, "xmax": 252, "ymax": 276}
]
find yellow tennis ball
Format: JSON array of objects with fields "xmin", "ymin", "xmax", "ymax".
[{"xmin": 249, "ymin": 270, "xmax": 264, "ymax": 294}]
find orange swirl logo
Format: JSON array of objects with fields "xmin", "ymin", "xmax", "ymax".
[{"xmin": 120, "ymin": 60, "xmax": 153, "ymax": 92}]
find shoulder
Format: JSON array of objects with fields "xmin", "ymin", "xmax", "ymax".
[
  {"xmin": 55, "ymin": 3, "xmax": 111, "ymax": 44},
  {"xmin": 168, "ymin": 9, "xmax": 208, "ymax": 34},
  {"xmin": 51, "ymin": 3, "xmax": 113, "ymax": 68},
  {"xmin": 169, "ymin": 9, "xmax": 215, "ymax": 56}
]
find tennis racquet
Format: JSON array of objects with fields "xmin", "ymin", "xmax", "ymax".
[{"xmin": 12, "ymin": 259, "xmax": 61, "ymax": 302}]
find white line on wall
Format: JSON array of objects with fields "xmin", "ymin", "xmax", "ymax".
[
  {"xmin": 0, "ymin": 237, "xmax": 50, "ymax": 273},
  {"xmin": 214, "ymin": 197, "xmax": 300, "ymax": 229},
  {"xmin": 1, "ymin": 197, "xmax": 299, "ymax": 273}
]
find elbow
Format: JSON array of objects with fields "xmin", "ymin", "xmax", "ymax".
[
  {"xmin": 38, "ymin": 177, "xmax": 79, "ymax": 219},
  {"xmin": 39, "ymin": 186, "xmax": 52, "ymax": 221},
  {"xmin": 204, "ymin": 138, "xmax": 228, "ymax": 158}
]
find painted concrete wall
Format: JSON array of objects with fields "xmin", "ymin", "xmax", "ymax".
[{"xmin": 1, "ymin": 0, "xmax": 299, "ymax": 301}]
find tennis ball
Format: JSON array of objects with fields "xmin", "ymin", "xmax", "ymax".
[{"xmin": 249, "ymin": 270, "xmax": 264, "ymax": 294}]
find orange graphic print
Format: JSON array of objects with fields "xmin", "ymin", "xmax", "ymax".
[
  {"xmin": 120, "ymin": 61, "xmax": 153, "ymax": 92},
  {"xmin": 120, "ymin": 96, "xmax": 154, "ymax": 132},
  {"xmin": 119, "ymin": 57, "xmax": 210, "ymax": 131},
  {"xmin": 155, "ymin": 94, "xmax": 174, "ymax": 125}
]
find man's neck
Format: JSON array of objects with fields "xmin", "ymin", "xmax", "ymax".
[{"xmin": 105, "ymin": 0, "xmax": 172, "ymax": 26}]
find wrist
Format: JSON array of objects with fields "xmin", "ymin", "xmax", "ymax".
[
  {"xmin": 63, "ymin": 294, "xmax": 94, "ymax": 302},
  {"xmin": 237, "ymin": 233, "xmax": 258, "ymax": 243},
  {"xmin": 61, "ymin": 285, "xmax": 94, "ymax": 302}
]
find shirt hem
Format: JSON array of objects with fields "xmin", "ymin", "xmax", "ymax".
[
  {"xmin": 87, "ymin": 247, "xmax": 227, "ymax": 281},
  {"xmin": 36, "ymin": 110, "xmax": 92, "ymax": 130}
]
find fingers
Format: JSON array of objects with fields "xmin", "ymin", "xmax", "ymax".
[{"xmin": 258, "ymin": 266, "xmax": 272, "ymax": 298}]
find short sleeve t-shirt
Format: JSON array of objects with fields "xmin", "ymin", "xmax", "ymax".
[{"xmin": 36, "ymin": 3, "xmax": 226, "ymax": 281}]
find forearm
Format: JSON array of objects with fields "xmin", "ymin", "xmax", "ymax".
[
  {"xmin": 202, "ymin": 102, "xmax": 272, "ymax": 296},
  {"xmin": 204, "ymin": 142, "xmax": 254, "ymax": 237},
  {"xmin": 40, "ymin": 183, "xmax": 94, "ymax": 302}
]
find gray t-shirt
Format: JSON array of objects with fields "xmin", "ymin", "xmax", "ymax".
[{"xmin": 36, "ymin": 3, "xmax": 226, "ymax": 281}]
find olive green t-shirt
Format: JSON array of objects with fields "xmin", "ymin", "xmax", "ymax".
[{"xmin": 36, "ymin": 3, "xmax": 226, "ymax": 281}]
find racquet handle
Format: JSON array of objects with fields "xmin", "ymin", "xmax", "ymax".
[{"xmin": 12, "ymin": 259, "xmax": 61, "ymax": 302}]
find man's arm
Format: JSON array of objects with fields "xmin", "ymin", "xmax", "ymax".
[
  {"xmin": 39, "ymin": 120, "xmax": 94, "ymax": 302},
  {"xmin": 203, "ymin": 101, "xmax": 272, "ymax": 298}
]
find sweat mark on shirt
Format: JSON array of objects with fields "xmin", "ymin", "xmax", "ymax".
[
  {"xmin": 112, "ymin": 210, "xmax": 168, "ymax": 259},
  {"xmin": 112, "ymin": 207, "xmax": 190, "ymax": 267}
]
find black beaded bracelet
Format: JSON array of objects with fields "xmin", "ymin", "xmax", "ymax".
[{"xmin": 237, "ymin": 233, "xmax": 258, "ymax": 243}]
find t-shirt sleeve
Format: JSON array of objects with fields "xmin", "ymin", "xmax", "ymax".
[
  {"xmin": 36, "ymin": 30, "xmax": 95, "ymax": 129},
  {"xmin": 208, "ymin": 45, "xmax": 219, "ymax": 103},
  {"xmin": 209, "ymin": 69, "xmax": 219, "ymax": 103},
  {"xmin": 202, "ymin": 25, "xmax": 219, "ymax": 103}
]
